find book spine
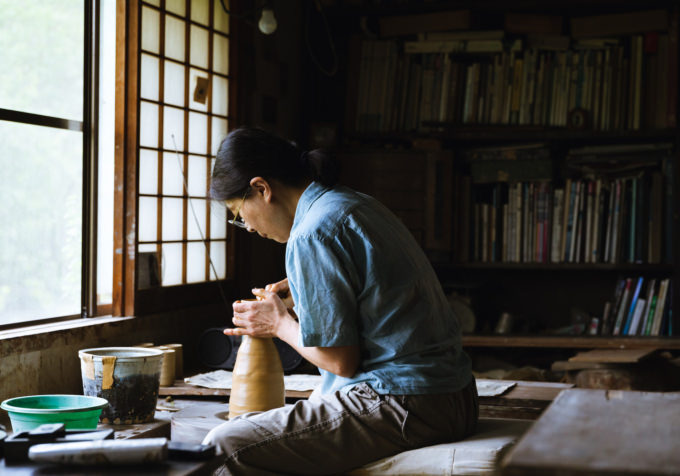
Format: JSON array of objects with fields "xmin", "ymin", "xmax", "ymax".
[
  {"xmin": 622, "ymin": 277, "xmax": 644, "ymax": 335},
  {"xmin": 627, "ymin": 298, "xmax": 647, "ymax": 336},
  {"xmin": 612, "ymin": 278, "xmax": 633, "ymax": 336},
  {"xmin": 652, "ymin": 278, "xmax": 670, "ymax": 335}
]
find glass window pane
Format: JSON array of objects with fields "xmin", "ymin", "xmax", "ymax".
[
  {"xmin": 211, "ymin": 117, "xmax": 228, "ymax": 155},
  {"xmin": 188, "ymin": 155, "xmax": 207, "ymax": 197},
  {"xmin": 190, "ymin": 25, "xmax": 209, "ymax": 69},
  {"xmin": 191, "ymin": 0, "xmax": 210, "ymax": 26},
  {"xmin": 166, "ymin": 0, "xmax": 186, "ymax": 17},
  {"xmin": 162, "ymin": 197, "xmax": 184, "ymax": 241},
  {"xmin": 163, "ymin": 105, "xmax": 184, "ymax": 151},
  {"xmin": 139, "ymin": 197, "xmax": 158, "ymax": 242},
  {"xmin": 187, "ymin": 242, "xmax": 206, "ymax": 283},
  {"xmin": 187, "ymin": 198, "xmax": 207, "ymax": 240},
  {"xmin": 188, "ymin": 112, "xmax": 208, "ymax": 154},
  {"xmin": 163, "ymin": 151, "xmax": 185, "ymax": 196},
  {"xmin": 165, "ymin": 16, "xmax": 186, "ymax": 62},
  {"xmin": 161, "ymin": 243, "xmax": 183, "ymax": 286},
  {"xmin": 212, "ymin": 76, "xmax": 228, "ymax": 116},
  {"xmin": 141, "ymin": 54, "xmax": 160, "ymax": 101},
  {"xmin": 189, "ymin": 69, "xmax": 209, "ymax": 112},
  {"xmin": 209, "ymin": 241, "xmax": 226, "ymax": 279},
  {"xmin": 141, "ymin": 6, "xmax": 160, "ymax": 54},
  {"xmin": 214, "ymin": 0, "xmax": 230, "ymax": 34},
  {"xmin": 164, "ymin": 60, "xmax": 186, "ymax": 107},
  {"xmin": 213, "ymin": 34, "xmax": 229, "ymax": 75},
  {"xmin": 0, "ymin": 1, "xmax": 83, "ymax": 120},
  {"xmin": 139, "ymin": 149, "xmax": 159, "ymax": 195},
  {"xmin": 0, "ymin": 123, "xmax": 81, "ymax": 325},
  {"xmin": 140, "ymin": 101, "xmax": 159, "ymax": 148}
]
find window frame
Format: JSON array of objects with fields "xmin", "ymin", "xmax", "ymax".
[
  {"xmin": 0, "ymin": 0, "xmax": 103, "ymax": 329},
  {"xmin": 114, "ymin": 0, "xmax": 239, "ymax": 317}
]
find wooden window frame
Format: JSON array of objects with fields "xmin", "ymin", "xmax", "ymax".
[{"xmin": 114, "ymin": 0, "xmax": 240, "ymax": 317}]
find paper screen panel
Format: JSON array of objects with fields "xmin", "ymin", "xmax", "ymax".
[
  {"xmin": 187, "ymin": 198, "xmax": 207, "ymax": 240},
  {"xmin": 214, "ymin": 0, "xmax": 229, "ymax": 34},
  {"xmin": 139, "ymin": 149, "xmax": 159, "ymax": 195},
  {"xmin": 190, "ymin": 25, "xmax": 209, "ymax": 69},
  {"xmin": 191, "ymin": 0, "xmax": 210, "ymax": 26},
  {"xmin": 139, "ymin": 101, "xmax": 159, "ymax": 148},
  {"xmin": 163, "ymin": 106, "xmax": 185, "ymax": 150},
  {"xmin": 213, "ymin": 34, "xmax": 229, "ymax": 75},
  {"xmin": 210, "ymin": 208, "xmax": 227, "ymax": 239},
  {"xmin": 141, "ymin": 6, "xmax": 160, "ymax": 54},
  {"xmin": 188, "ymin": 155, "xmax": 208, "ymax": 196},
  {"xmin": 140, "ymin": 54, "xmax": 159, "ymax": 101},
  {"xmin": 138, "ymin": 197, "xmax": 158, "ymax": 242},
  {"xmin": 188, "ymin": 112, "xmax": 208, "ymax": 154},
  {"xmin": 211, "ymin": 117, "xmax": 228, "ymax": 155},
  {"xmin": 212, "ymin": 75, "xmax": 228, "ymax": 116},
  {"xmin": 164, "ymin": 60, "xmax": 186, "ymax": 107},
  {"xmin": 186, "ymin": 242, "xmax": 207, "ymax": 283},
  {"xmin": 166, "ymin": 0, "xmax": 186, "ymax": 17},
  {"xmin": 165, "ymin": 16, "xmax": 186, "ymax": 62},
  {"xmin": 162, "ymin": 197, "xmax": 184, "ymax": 241},
  {"xmin": 162, "ymin": 151, "xmax": 185, "ymax": 196},
  {"xmin": 189, "ymin": 69, "xmax": 210, "ymax": 112},
  {"xmin": 161, "ymin": 243, "xmax": 183, "ymax": 286},
  {"xmin": 209, "ymin": 241, "xmax": 227, "ymax": 279}
]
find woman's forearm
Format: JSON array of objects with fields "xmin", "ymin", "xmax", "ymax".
[{"xmin": 277, "ymin": 315, "xmax": 360, "ymax": 378}]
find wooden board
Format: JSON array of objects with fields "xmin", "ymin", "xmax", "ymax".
[
  {"xmin": 568, "ymin": 348, "xmax": 658, "ymax": 363},
  {"xmin": 501, "ymin": 389, "xmax": 680, "ymax": 475},
  {"xmin": 160, "ymin": 381, "xmax": 312, "ymax": 400},
  {"xmin": 161, "ymin": 378, "xmax": 572, "ymax": 420}
]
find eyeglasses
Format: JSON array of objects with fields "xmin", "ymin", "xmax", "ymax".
[{"xmin": 227, "ymin": 190, "xmax": 249, "ymax": 229}]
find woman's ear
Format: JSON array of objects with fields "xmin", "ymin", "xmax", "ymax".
[{"xmin": 250, "ymin": 176, "xmax": 273, "ymax": 203}]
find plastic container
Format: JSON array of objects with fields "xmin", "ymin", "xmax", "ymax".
[
  {"xmin": 0, "ymin": 394, "xmax": 108, "ymax": 432},
  {"xmin": 79, "ymin": 347, "xmax": 163, "ymax": 425}
]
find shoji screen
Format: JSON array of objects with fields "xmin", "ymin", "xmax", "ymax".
[{"xmin": 138, "ymin": 0, "xmax": 231, "ymax": 287}]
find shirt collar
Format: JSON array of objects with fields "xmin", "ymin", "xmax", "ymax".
[{"xmin": 292, "ymin": 181, "xmax": 329, "ymax": 231}]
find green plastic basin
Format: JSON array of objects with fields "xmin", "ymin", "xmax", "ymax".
[{"xmin": 0, "ymin": 394, "xmax": 109, "ymax": 432}]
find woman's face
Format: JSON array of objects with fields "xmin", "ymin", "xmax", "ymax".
[{"xmin": 225, "ymin": 182, "xmax": 291, "ymax": 243}]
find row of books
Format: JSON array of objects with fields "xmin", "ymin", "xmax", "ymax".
[
  {"xmin": 467, "ymin": 172, "xmax": 668, "ymax": 265},
  {"xmin": 353, "ymin": 31, "xmax": 676, "ymax": 133},
  {"xmin": 598, "ymin": 277, "xmax": 673, "ymax": 336}
]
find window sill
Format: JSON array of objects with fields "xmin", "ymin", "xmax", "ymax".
[{"xmin": 0, "ymin": 315, "xmax": 135, "ymax": 343}]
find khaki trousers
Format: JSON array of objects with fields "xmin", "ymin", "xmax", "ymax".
[{"xmin": 203, "ymin": 377, "xmax": 479, "ymax": 476}]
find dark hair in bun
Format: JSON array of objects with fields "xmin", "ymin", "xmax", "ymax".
[{"xmin": 210, "ymin": 127, "xmax": 339, "ymax": 200}]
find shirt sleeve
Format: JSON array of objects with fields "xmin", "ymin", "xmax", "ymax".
[{"xmin": 287, "ymin": 229, "xmax": 361, "ymax": 348}]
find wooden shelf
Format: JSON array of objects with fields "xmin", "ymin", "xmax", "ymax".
[
  {"xmin": 434, "ymin": 262, "xmax": 675, "ymax": 272},
  {"xmin": 462, "ymin": 335, "xmax": 680, "ymax": 349},
  {"xmin": 345, "ymin": 127, "xmax": 678, "ymax": 146}
]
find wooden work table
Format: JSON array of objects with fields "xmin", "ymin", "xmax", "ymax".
[
  {"xmin": 501, "ymin": 388, "xmax": 680, "ymax": 475},
  {"xmin": 159, "ymin": 378, "xmax": 573, "ymax": 420}
]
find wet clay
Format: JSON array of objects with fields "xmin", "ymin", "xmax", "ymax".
[{"xmin": 228, "ymin": 335, "xmax": 285, "ymax": 419}]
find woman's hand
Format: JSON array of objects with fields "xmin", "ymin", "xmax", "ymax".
[
  {"xmin": 265, "ymin": 277, "xmax": 294, "ymax": 309},
  {"xmin": 225, "ymin": 288, "xmax": 292, "ymax": 338}
]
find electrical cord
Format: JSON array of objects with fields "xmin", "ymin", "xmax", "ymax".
[{"xmin": 171, "ymin": 135, "xmax": 232, "ymax": 312}]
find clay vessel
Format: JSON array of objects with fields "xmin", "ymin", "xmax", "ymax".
[{"xmin": 228, "ymin": 335, "xmax": 285, "ymax": 419}]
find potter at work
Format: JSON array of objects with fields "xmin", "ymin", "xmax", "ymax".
[{"xmin": 203, "ymin": 127, "xmax": 478, "ymax": 475}]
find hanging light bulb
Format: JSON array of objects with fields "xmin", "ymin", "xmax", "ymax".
[{"xmin": 258, "ymin": 8, "xmax": 277, "ymax": 35}]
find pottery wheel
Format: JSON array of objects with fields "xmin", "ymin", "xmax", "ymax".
[{"xmin": 171, "ymin": 402, "xmax": 229, "ymax": 444}]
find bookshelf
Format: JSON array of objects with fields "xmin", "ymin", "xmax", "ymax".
[{"xmin": 306, "ymin": 1, "xmax": 680, "ymax": 353}]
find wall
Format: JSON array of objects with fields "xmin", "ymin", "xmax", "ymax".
[
  {"xmin": 0, "ymin": 304, "xmax": 227, "ymax": 428},
  {"xmin": 233, "ymin": 0, "xmax": 305, "ymax": 294}
]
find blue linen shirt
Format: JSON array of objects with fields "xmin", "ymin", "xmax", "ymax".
[{"xmin": 286, "ymin": 182, "xmax": 472, "ymax": 395}]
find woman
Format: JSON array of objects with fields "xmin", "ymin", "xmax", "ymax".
[{"xmin": 204, "ymin": 127, "xmax": 477, "ymax": 475}]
